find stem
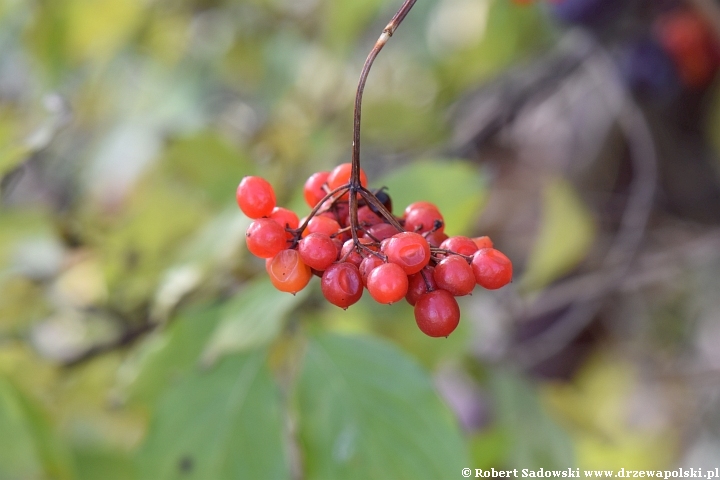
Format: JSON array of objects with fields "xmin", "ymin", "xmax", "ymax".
[
  {"xmin": 347, "ymin": 0, "xmax": 417, "ymax": 248},
  {"xmin": 350, "ymin": 0, "xmax": 417, "ymax": 184}
]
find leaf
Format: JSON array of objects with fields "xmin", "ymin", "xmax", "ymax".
[
  {"xmin": 522, "ymin": 177, "xmax": 596, "ymax": 291},
  {"xmin": 0, "ymin": 377, "xmax": 76, "ymax": 480},
  {"xmin": 378, "ymin": 159, "xmax": 487, "ymax": 236},
  {"xmin": 469, "ymin": 426, "xmax": 511, "ymax": 470},
  {"xmin": 136, "ymin": 350, "xmax": 289, "ymax": 480},
  {"xmin": 119, "ymin": 304, "xmax": 224, "ymax": 406},
  {"xmin": 75, "ymin": 447, "xmax": 136, "ymax": 480},
  {"xmin": 489, "ymin": 370, "xmax": 575, "ymax": 469},
  {"xmin": 201, "ymin": 277, "xmax": 309, "ymax": 365},
  {"xmin": 296, "ymin": 333, "xmax": 468, "ymax": 480}
]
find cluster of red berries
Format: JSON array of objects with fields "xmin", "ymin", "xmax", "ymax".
[{"xmin": 236, "ymin": 163, "xmax": 512, "ymax": 338}]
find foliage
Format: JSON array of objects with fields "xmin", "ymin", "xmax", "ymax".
[{"xmin": 2, "ymin": 0, "xmax": 717, "ymax": 478}]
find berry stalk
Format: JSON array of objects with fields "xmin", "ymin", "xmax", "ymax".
[{"xmin": 348, "ymin": 0, "xmax": 418, "ymax": 247}]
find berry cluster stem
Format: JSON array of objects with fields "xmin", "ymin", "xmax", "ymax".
[{"xmin": 348, "ymin": 0, "xmax": 418, "ymax": 247}]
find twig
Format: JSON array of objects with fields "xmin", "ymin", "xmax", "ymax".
[
  {"xmin": 61, "ymin": 321, "xmax": 154, "ymax": 368},
  {"xmin": 348, "ymin": 0, "xmax": 418, "ymax": 249}
]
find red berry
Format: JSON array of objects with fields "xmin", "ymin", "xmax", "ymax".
[
  {"xmin": 266, "ymin": 249, "xmax": 312, "ymax": 294},
  {"xmin": 359, "ymin": 255, "xmax": 384, "ymax": 286},
  {"xmin": 425, "ymin": 230, "xmax": 448, "ymax": 248},
  {"xmin": 246, "ymin": 218, "xmax": 287, "ymax": 258},
  {"xmin": 406, "ymin": 267, "xmax": 436, "ymax": 306},
  {"xmin": 327, "ymin": 163, "xmax": 368, "ymax": 192},
  {"xmin": 382, "ymin": 232, "xmax": 431, "ymax": 275},
  {"xmin": 302, "ymin": 215, "xmax": 341, "ymax": 238},
  {"xmin": 325, "ymin": 203, "xmax": 350, "ymax": 230},
  {"xmin": 440, "ymin": 236, "xmax": 478, "ymax": 256},
  {"xmin": 321, "ymin": 263, "xmax": 363, "ymax": 309},
  {"xmin": 472, "ymin": 236, "xmax": 493, "ymax": 250},
  {"xmin": 340, "ymin": 239, "xmax": 366, "ymax": 267},
  {"xmin": 404, "ymin": 201, "xmax": 439, "ymax": 217},
  {"xmin": 270, "ymin": 207, "xmax": 299, "ymax": 240},
  {"xmin": 357, "ymin": 206, "xmax": 383, "ymax": 227},
  {"xmin": 303, "ymin": 171, "xmax": 330, "ymax": 207},
  {"xmin": 433, "ymin": 255, "xmax": 475, "ymax": 296},
  {"xmin": 297, "ymin": 233, "xmax": 338, "ymax": 271},
  {"xmin": 363, "ymin": 223, "xmax": 399, "ymax": 242},
  {"xmin": 471, "ymin": 248, "xmax": 513, "ymax": 290},
  {"xmin": 414, "ymin": 290, "xmax": 460, "ymax": 337},
  {"xmin": 269, "ymin": 207, "xmax": 299, "ymax": 230},
  {"xmin": 367, "ymin": 262, "xmax": 409, "ymax": 304},
  {"xmin": 404, "ymin": 206, "xmax": 444, "ymax": 234},
  {"xmin": 236, "ymin": 176, "xmax": 276, "ymax": 219},
  {"xmin": 365, "ymin": 223, "xmax": 399, "ymax": 242}
]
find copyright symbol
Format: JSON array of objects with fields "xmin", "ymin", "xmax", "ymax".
[{"xmin": 462, "ymin": 468, "xmax": 472, "ymax": 477}]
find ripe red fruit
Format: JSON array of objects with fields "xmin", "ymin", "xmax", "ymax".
[
  {"xmin": 471, "ymin": 248, "xmax": 513, "ymax": 290},
  {"xmin": 406, "ymin": 267, "xmax": 436, "ymax": 306},
  {"xmin": 363, "ymin": 223, "xmax": 399, "ymax": 242},
  {"xmin": 269, "ymin": 207, "xmax": 299, "ymax": 230},
  {"xmin": 414, "ymin": 290, "xmax": 460, "ymax": 337},
  {"xmin": 383, "ymin": 232, "xmax": 431, "ymax": 275},
  {"xmin": 304, "ymin": 171, "xmax": 330, "ymax": 207},
  {"xmin": 366, "ymin": 262, "xmax": 409, "ymax": 304},
  {"xmin": 404, "ymin": 201, "xmax": 440, "ymax": 217},
  {"xmin": 246, "ymin": 218, "xmax": 287, "ymax": 258},
  {"xmin": 302, "ymin": 215, "xmax": 342, "ymax": 238},
  {"xmin": 425, "ymin": 230, "xmax": 448, "ymax": 248},
  {"xmin": 236, "ymin": 176, "xmax": 276, "ymax": 219},
  {"xmin": 340, "ymin": 239, "xmax": 368, "ymax": 267},
  {"xmin": 359, "ymin": 255, "xmax": 384, "ymax": 286},
  {"xmin": 297, "ymin": 233, "xmax": 338, "ymax": 271},
  {"xmin": 472, "ymin": 236, "xmax": 493, "ymax": 250},
  {"xmin": 404, "ymin": 206, "xmax": 444, "ymax": 234},
  {"xmin": 270, "ymin": 207, "xmax": 299, "ymax": 240},
  {"xmin": 321, "ymin": 263, "xmax": 364, "ymax": 309},
  {"xmin": 433, "ymin": 255, "xmax": 475, "ymax": 296},
  {"xmin": 357, "ymin": 206, "xmax": 383, "ymax": 226},
  {"xmin": 326, "ymin": 163, "xmax": 368, "ymax": 193},
  {"xmin": 323, "ymin": 202, "xmax": 350, "ymax": 230},
  {"xmin": 266, "ymin": 249, "xmax": 312, "ymax": 294},
  {"xmin": 440, "ymin": 236, "xmax": 478, "ymax": 256}
]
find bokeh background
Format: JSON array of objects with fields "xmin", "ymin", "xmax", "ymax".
[{"xmin": 2, "ymin": 0, "xmax": 720, "ymax": 478}]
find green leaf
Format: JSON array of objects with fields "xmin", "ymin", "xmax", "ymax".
[
  {"xmin": 75, "ymin": 447, "xmax": 136, "ymax": 480},
  {"xmin": 201, "ymin": 277, "xmax": 309, "ymax": 365},
  {"xmin": 489, "ymin": 370, "xmax": 575, "ymax": 469},
  {"xmin": 119, "ymin": 303, "xmax": 223, "ymax": 406},
  {"xmin": 136, "ymin": 350, "xmax": 289, "ymax": 480},
  {"xmin": 521, "ymin": 177, "xmax": 596, "ymax": 291},
  {"xmin": 469, "ymin": 426, "xmax": 511, "ymax": 470},
  {"xmin": 296, "ymin": 333, "xmax": 468, "ymax": 480},
  {"xmin": 378, "ymin": 159, "xmax": 487, "ymax": 236},
  {"xmin": 0, "ymin": 377, "xmax": 76, "ymax": 480}
]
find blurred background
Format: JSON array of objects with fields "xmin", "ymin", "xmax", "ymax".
[{"xmin": 2, "ymin": 0, "xmax": 720, "ymax": 478}]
